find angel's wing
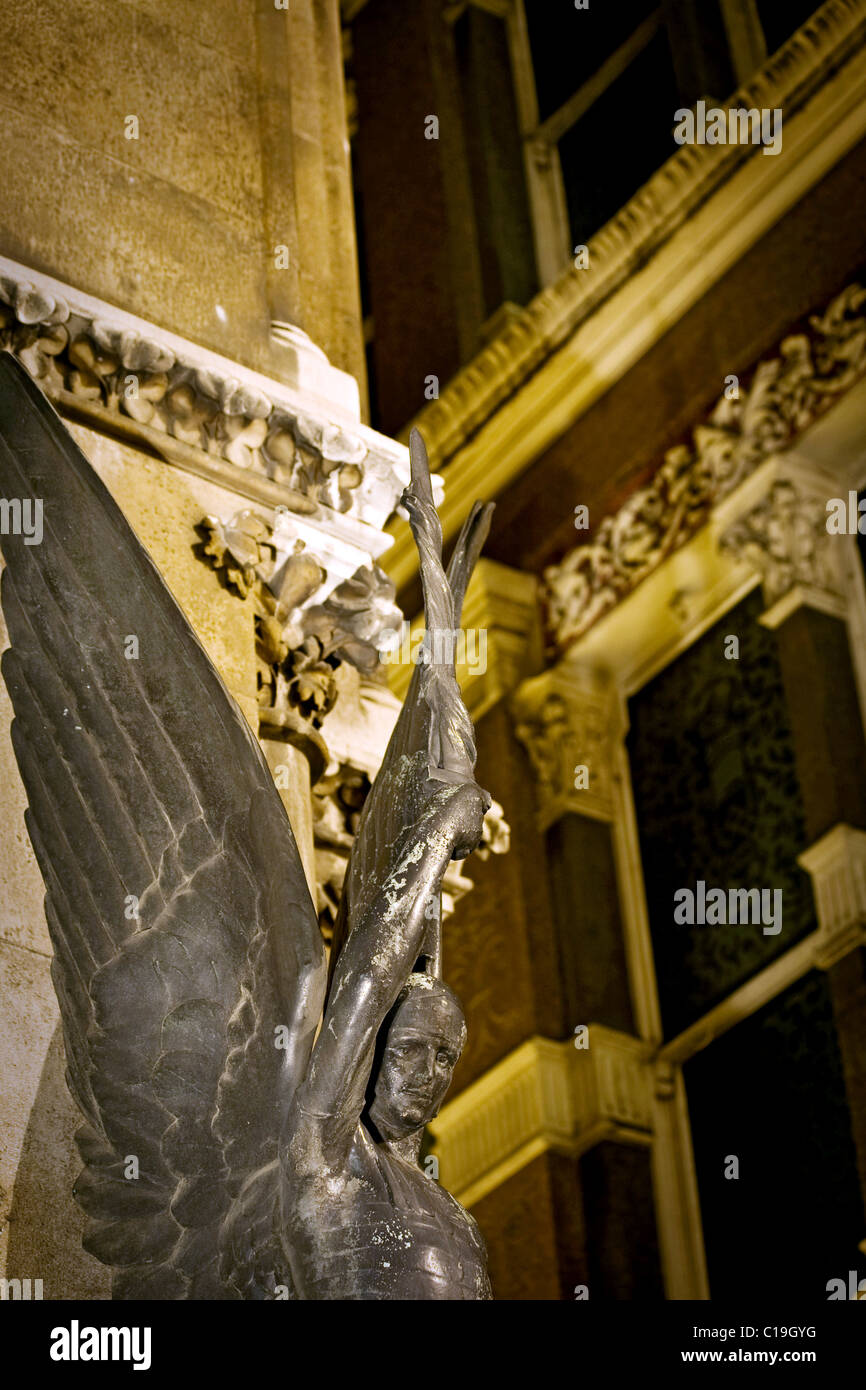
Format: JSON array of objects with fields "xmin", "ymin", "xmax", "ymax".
[
  {"xmin": 328, "ymin": 428, "xmax": 493, "ymax": 980},
  {"xmin": 0, "ymin": 353, "xmax": 327, "ymax": 1298}
]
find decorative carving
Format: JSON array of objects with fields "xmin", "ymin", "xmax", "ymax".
[
  {"xmin": 511, "ymin": 669, "xmax": 619, "ymax": 827},
  {"xmin": 544, "ymin": 281, "xmax": 866, "ymax": 652},
  {"xmin": 719, "ymin": 473, "xmax": 843, "ymax": 613},
  {"xmin": 0, "ymin": 256, "xmax": 414, "ymax": 538},
  {"xmin": 430, "ymin": 1029, "xmax": 653, "ymax": 1207},
  {"xmin": 199, "ymin": 507, "xmax": 402, "ymax": 758}
]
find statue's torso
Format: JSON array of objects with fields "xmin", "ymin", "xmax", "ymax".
[{"xmin": 286, "ymin": 1126, "xmax": 491, "ymax": 1300}]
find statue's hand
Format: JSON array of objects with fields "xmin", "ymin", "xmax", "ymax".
[{"xmin": 440, "ymin": 781, "xmax": 491, "ymax": 861}]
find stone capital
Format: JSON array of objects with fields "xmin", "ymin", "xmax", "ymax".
[
  {"xmin": 430, "ymin": 1027, "xmax": 653, "ymax": 1207},
  {"xmin": 511, "ymin": 664, "xmax": 622, "ymax": 828},
  {"xmin": 716, "ymin": 454, "xmax": 848, "ymax": 628},
  {"xmin": 798, "ymin": 823, "xmax": 866, "ymax": 969}
]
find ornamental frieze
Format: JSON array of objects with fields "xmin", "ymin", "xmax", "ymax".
[
  {"xmin": 0, "ymin": 256, "xmax": 412, "ymax": 539},
  {"xmin": 543, "ymin": 281, "xmax": 866, "ymax": 654}
]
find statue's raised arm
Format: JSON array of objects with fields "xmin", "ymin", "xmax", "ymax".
[{"xmin": 280, "ymin": 428, "xmax": 495, "ymax": 1299}]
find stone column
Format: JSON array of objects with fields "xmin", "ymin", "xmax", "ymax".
[
  {"xmin": 255, "ymin": 0, "xmax": 367, "ymax": 393},
  {"xmin": 509, "ymin": 663, "xmax": 671, "ymax": 1298},
  {"xmin": 511, "ymin": 666, "xmax": 634, "ymax": 1033},
  {"xmin": 351, "ymin": 0, "xmax": 486, "ymax": 432}
]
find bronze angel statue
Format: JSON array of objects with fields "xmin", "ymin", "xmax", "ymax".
[{"xmin": 0, "ymin": 352, "xmax": 495, "ymax": 1300}]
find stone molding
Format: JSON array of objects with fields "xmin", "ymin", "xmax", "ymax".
[
  {"xmin": 379, "ymin": 0, "xmax": 866, "ymax": 595},
  {"xmin": 510, "ymin": 666, "xmax": 621, "ymax": 828},
  {"xmin": 544, "ymin": 280, "xmax": 866, "ymax": 653},
  {"xmin": 0, "ymin": 255, "xmax": 421, "ymax": 554},
  {"xmin": 799, "ymin": 823, "xmax": 866, "ymax": 968},
  {"xmin": 430, "ymin": 1028, "xmax": 653, "ymax": 1207}
]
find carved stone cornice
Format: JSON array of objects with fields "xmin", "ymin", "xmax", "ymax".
[
  {"xmin": 430, "ymin": 1028, "xmax": 653, "ymax": 1207},
  {"xmin": 798, "ymin": 823, "xmax": 866, "ymax": 968},
  {"xmin": 543, "ymin": 281, "xmax": 866, "ymax": 653},
  {"xmin": 382, "ymin": 0, "xmax": 866, "ymax": 591},
  {"xmin": 716, "ymin": 456, "xmax": 847, "ymax": 627},
  {"xmin": 510, "ymin": 666, "xmax": 621, "ymax": 828},
  {"xmin": 0, "ymin": 255, "xmax": 422, "ymax": 553}
]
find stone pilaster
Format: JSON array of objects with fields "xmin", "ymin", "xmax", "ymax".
[
  {"xmin": 511, "ymin": 665, "xmax": 621, "ymax": 829},
  {"xmin": 721, "ymin": 460, "xmax": 866, "ymax": 1219}
]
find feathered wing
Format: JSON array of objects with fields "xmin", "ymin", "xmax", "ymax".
[
  {"xmin": 328, "ymin": 428, "xmax": 493, "ymax": 980},
  {"xmin": 0, "ymin": 354, "xmax": 326, "ymax": 1298}
]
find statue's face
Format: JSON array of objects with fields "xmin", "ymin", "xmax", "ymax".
[{"xmin": 370, "ymin": 987, "xmax": 465, "ymax": 1141}]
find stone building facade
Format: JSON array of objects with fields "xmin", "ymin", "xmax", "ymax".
[{"xmin": 2, "ymin": 0, "xmax": 866, "ymax": 1300}]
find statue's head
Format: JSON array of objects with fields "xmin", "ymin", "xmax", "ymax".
[{"xmin": 369, "ymin": 975, "xmax": 466, "ymax": 1141}]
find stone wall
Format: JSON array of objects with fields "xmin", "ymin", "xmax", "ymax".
[{"xmin": 0, "ymin": 0, "xmax": 364, "ymax": 393}]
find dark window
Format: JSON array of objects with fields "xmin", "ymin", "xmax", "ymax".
[
  {"xmin": 454, "ymin": 6, "xmax": 538, "ymax": 317},
  {"xmin": 525, "ymin": 0, "xmax": 659, "ymax": 122},
  {"xmin": 757, "ymin": 0, "xmax": 822, "ymax": 57},
  {"xmin": 685, "ymin": 972, "xmax": 864, "ymax": 1298},
  {"xmin": 628, "ymin": 589, "xmax": 816, "ymax": 1039},
  {"xmin": 558, "ymin": 27, "xmax": 680, "ymax": 255}
]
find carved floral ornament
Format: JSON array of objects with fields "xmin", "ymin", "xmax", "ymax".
[
  {"xmin": 510, "ymin": 672, "xmax": 618, "ymax": 827},
  {"xmin": 0, "ymin": 267, "xmax": 408, "ymax": 524},
  {"xmin": 718, "ymin": 476, "xmax": 842, "ymax": 610},
  {"xmin": 199, "ymin": 507, "xmax": 402, "ymax": 765},
  {"xmin": 543, "ymin": 282, "xmax": 866, "ymax": 654}
]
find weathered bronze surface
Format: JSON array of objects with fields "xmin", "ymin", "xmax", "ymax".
[{"xmin": 0, "ymin": 352, "xmax": 494, "ymax": 1299}]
